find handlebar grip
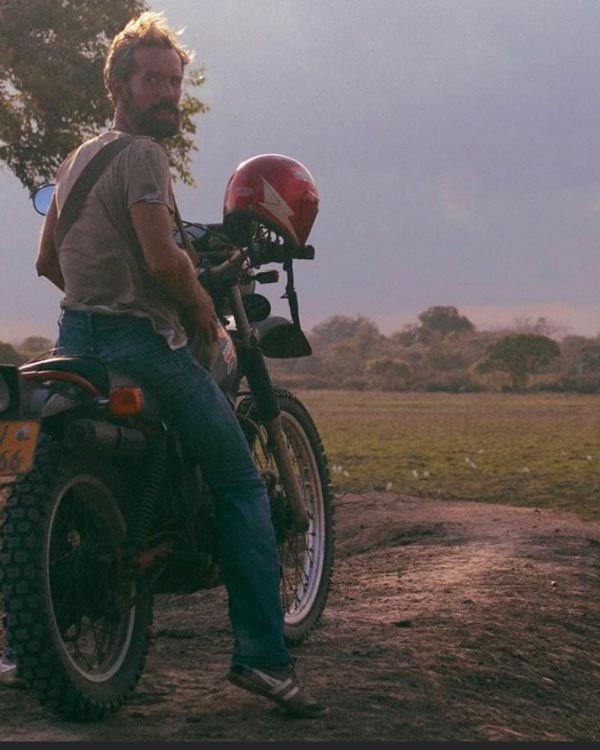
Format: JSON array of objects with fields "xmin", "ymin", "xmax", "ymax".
[{"xmin": 293, "ymin": 245, "xmax": 315, "ymax": 260}]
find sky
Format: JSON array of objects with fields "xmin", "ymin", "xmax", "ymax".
[{"xmin": 3, "ymin": 0, "xmax": 600, "ymax": 342}]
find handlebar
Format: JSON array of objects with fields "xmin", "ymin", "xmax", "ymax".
[
  {"xmin": 179, "ymin": 222, "xmax": 316, "ymax": 274},
  {"xmin": 246, "ymin": 239, "xmax": 316, "ymax": 265},
  {"xmin": 176, "ymin": 219, "xmax": 312, "ymax": 331}
]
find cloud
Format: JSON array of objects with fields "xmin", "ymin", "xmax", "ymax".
[{"xmin": 7, "ymin": 0, "xmax": 600, "ymax": 341}]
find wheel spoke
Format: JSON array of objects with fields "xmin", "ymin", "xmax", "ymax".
[
  {"xmin": 243, "ymin": 393, "xmax": 332, "ymax": 641},
  {"xmin": 45, "ymin": 476, "xmax": 137, "ymax": 680},
  {"xmin": 89, "ymin": 617, "xmax": 113, "ymax": 666}
]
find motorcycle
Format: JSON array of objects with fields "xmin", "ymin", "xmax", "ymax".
[{"xmin": 0, "ymin": 154, "xmax": 334, "ymax": 721}]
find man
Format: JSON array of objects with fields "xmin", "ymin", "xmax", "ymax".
[{"xmin": 34, "ymin": 11, "xmax": 326, "ymax": 719}]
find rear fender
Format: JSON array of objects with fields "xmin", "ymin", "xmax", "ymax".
[{"xmin": 0, "ymin": 365, "xmax": 87, "ymax": 452}]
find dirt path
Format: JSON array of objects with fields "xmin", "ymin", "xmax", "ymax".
[{"xmin": 1, "ymin": 492, "xmax": 599, "ymax": 742}]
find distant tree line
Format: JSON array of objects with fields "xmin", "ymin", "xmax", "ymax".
[
  {"xmin": 268, "ymin": 306, "xmax": 599, "ymax": 393},
  {"xmin": 4, "ymin": 305, "xmax": 600, "ymax": 393},
  {"xmin": 0, "ymin": 336, "xmax": 54, "ymax": 365}
]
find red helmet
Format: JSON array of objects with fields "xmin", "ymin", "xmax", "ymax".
[{"xmin": 223, "ymin": 154, "xmax": 319, "ymax": 248}]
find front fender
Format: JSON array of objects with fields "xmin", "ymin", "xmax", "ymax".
[{"xmin": 253, "ymin": 316, "xmax": 312, "ymax": 359}]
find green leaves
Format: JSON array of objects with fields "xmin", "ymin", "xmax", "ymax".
[
  {"xmin": 0, "ymin": 0, "xmax": 208, "ymax": 191},
  {"xmin": 477, "ymin": 333, "xmax": 561, "ymax": 391}
]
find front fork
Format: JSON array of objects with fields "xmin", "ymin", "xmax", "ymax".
[{"xmin": 228, "ymin": 286, "xmax": 309, "ymax": 532}]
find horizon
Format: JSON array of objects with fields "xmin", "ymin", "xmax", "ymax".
[
  {"xmin": 4, "ymin": 301, "xmax": 600, "ymax": 346},
  {"xmin": 3, "ymin": 1, "xmax": 600, "ymax": 346}
]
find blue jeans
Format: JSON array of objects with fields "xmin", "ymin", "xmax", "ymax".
[{"xmin": 56, "ymin": 309, "xmax": 290, "ymax": 669}]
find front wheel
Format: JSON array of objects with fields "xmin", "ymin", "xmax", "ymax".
[
  {"xmin": 240, "ymin": 389, "xmax": 335, "ymax": 645},
  {"xmin": 0, "ymin": 436, "xmax": 153, "ymax": 721}
]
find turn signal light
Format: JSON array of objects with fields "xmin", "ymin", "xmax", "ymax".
[{"xmin": 108, "ymin": 387, "xmax": 144, "ymax": 416}]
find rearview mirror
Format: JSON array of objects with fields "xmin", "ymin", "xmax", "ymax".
[{"xmin": 32, "ymin": 184, "xmax": 56, "ymax": 216}]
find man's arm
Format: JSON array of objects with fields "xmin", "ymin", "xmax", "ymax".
[
  {"xmin": 35, "ymin": 196, "xmax": 65, "ymax": 291},
  {"xmin": 130, "ymin": 200, "xmax": 218, "ymax": 342}
]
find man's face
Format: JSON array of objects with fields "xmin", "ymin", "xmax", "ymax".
[{"xmin": 119, "ymin": 46, "xmax": 184, "ymax": 139}]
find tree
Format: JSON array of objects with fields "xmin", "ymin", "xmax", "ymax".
[
  {"xmin": 311, "ymin": 315, "xmax": 381, "ymax": 347},
  {"xmin": 14, "ymin": 335, "xmax": 54, "ymax": 361},
  {"xmin": 0, "ymin": 341, "xmax": 24, "ymax": 365},
  {"xmin": 418, "ymin": 306, "xmax": 475, "ymax": 340},
  {"xmin": 366, "ymin": 357, "xmax": 412, "ymax": 390},
  {"xmin": 389, "ymin": 324, "xmax": 419, "ymax": 347},
  {"xmin": 0, "ymin": 0, "xmax": 208, "ymax": 192},
  {"xmin": 476, "ymin": 333, "xmax": 561, "ymax": 391},
  {"xmin": 391, "ymin": 306, "xmax": 475, "ymax": 347},
  {"xmin": 511, "ymin": 316, "xmax": 571, "ymax": 340}
]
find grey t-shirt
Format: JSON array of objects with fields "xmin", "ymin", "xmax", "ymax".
[{"xmin": 55, "ymin": 130, "xmax": 187, "ymax": 349}]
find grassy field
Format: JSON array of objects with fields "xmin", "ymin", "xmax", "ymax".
[{"xmin": 296, "ymin": 390, "xmax": 600, "ymax": 520}]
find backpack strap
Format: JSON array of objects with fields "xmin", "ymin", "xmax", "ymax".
[{"xmin": 54, "ymin": 134, "xmax": 135, "ymax": 249}]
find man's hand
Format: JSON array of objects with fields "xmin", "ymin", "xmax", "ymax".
[{"xmin": 190, "ymin": 300, "xmax": 220, "ymax": 345}]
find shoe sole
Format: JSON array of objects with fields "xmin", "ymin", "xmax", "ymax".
[{"xmin": 227, "ymin": 671, "xmax": 327, "ymax": 718}]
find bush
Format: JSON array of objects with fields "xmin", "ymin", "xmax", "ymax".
[
  {"xmin": 557, "ymin": 375, "xmax": 600, "ymax": 394},
  {"xmin": 422, "ymin": 374, "xmax": 483, "ymax": 393}
]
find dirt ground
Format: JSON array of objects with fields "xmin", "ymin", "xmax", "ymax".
[{"xmin": 0, "ymin": 491, "xmax": 599, "ymax": 743}]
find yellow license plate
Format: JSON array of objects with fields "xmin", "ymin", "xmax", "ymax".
[{"xmin": 0, "ymin": 421, "xmax": 40, "ymax": 476}]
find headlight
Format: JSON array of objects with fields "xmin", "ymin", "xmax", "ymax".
[{"xmin": 0, "ymin": 375, "xmax": 10, "ymax": 414}]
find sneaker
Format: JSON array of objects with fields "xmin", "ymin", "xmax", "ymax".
[
  {"xmin": 0, "ymin": 651, "xmax": 25, "ymax": 689},
  {"xmin": 227, "ymin": 662, "xmax": 327, "ymax": 718}
]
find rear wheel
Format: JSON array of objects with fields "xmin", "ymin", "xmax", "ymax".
[
  {"xmin": 0, "ymin": 436, "xmax": 153, "ymax": 721},
  {"xmin": 240, "ymin": 389, "xmax": 335, "ymax": 645}
]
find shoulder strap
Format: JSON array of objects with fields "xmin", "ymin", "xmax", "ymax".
[
  {"xmin": 172, "ymin": 201, "xmax": 200, "ymax": 266},
  {"xmin": 54, "ymin": 134, "xmax": 134, "ymax": 249}
]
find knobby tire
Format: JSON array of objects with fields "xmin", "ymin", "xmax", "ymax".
[{"xmin": 0, "ymin": 435, "xmax": 153, "ymax": 722}]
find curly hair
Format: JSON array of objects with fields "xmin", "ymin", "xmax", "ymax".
[{"xmin": 103, "ymin": 11, "xmax": 193, "ymax": 103}]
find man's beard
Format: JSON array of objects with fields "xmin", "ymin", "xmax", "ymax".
[{"xmin": 125, "ymin": 96, "xmax": 181, "ymax": 139}]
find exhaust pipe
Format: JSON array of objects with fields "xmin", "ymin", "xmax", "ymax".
[{"xmin": 65, "ymin": 419, "xmax": 147, "ymax": 457}]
